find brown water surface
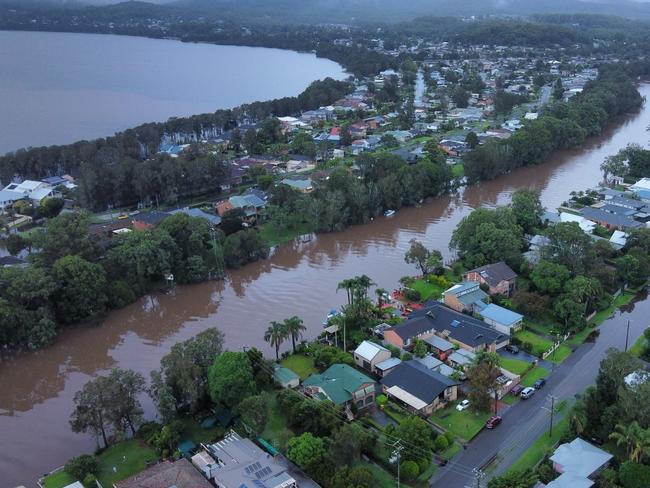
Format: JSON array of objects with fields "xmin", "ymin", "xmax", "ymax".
[{"xmin": 1, "ymin": 85, "xmax": 649, "ymax": 486}]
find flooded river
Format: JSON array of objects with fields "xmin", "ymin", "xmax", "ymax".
[{"xmin": 1, "ymin": 85, "xmax": 649, "ymax": 486}]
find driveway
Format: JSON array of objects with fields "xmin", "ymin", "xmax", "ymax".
[
  {"xmin": 498, "ymin": 348, "xmax": 553, "ymax": 371},
  {"xmin": 431, "ymin": 291, "xmax": 650, "ymax": 488}
]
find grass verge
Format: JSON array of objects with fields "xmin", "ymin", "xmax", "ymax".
[
  {"xmin": 521, "ymin": 367, "xmax": 549, "ymax": 388},
  {"xmin": 507, "ymin": 417, "xmax": 569, "ymax": 473},
  {"xmin": 43, "ymin": 470, "xmax": 76, "ymax": 488},
  {"xmin": 430, "ymin": 403, "xmax": 491, "ymax": 442},
  {"xmin": 500, "ymin": 357, "xmax": 532, "ymax": 375}
]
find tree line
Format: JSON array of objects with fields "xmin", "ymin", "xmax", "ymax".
[
  {"xmin": 0, "ymin": 212, "xmax": 268, "ymax": 351},
  {"xmin": 463, "ymin": 66, "xmax": 643, "ymax": 182}
]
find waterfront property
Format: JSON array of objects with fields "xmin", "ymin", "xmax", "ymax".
[
  {"xmin": 114, "ymin": 458, "xmax": 212, "ymax": 488},
  {"xmin": 383, "ymin": 301, "xmax": 509, "ymax": 352},
  {"xmin": 353, "ymin": 340, "xmax": 392, "ymax": 374},
  {"xmin": 442, "ymin": 281, "xmax": 489, "ymax": 313},
  {"xmin": 464, "ymin": 262, "xmax": 517, "ymax": 297},
  {"xmin": 479, "ymin": 303, "xmax": 524, "ymax": 335},
  {"xmin": 302, "ymin": 364, "xmax": 376, "ymax": 412}
]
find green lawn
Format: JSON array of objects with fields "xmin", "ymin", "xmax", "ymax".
[
  {"xmin": 514, "ymin": 330, "xmax": 553, "ymax": 357},
  {"xmin": 430, "ymin": 403, "xmax": 491, "ymax": 442},
  {"xmin": 588, "ymin": 292, "xmax": 635, "ymax": 326},
  {"xmin": 259, "ymin": 222, "xmax": 315, "ymax": 247},
  {"xmin": 95, "ymin": 440, "xmax": 158, "ymax": 487},
  {"xmin": 384, "ymin": 402, "xmax": 409, "ymax": 424},
  {"xmin": 500, "ymin": 357, "xmax": 532, "ymax": 376},
  {"xmin": 546, "ymin": 345, "xmax": 572, "ymax": 364},
  {"xmin": 630, "ymin": 334, "xmax": 647, "ymax": 358},
  {"xmin": 508, "ymin": 417, "xmax": 569, "ymax": 473},
  {"xmin": 521, "ymin": 366, "xmax": 549, "ymax": 388},
  {"xmin": 441, "ymin": 441, "xmax": 463, "ymax": 460},
  {"xmin": 178, "ymin": 417, "xmax": 224, "ymax": 445},
  {"xmin": 280, "ymin": 354, "xmax": 317, "ymax": 380},
  {"xmin": 43, "ymin": 470, "xmax": 76, "ymax": 488},
  {"xmin": 261, "ymin": 394, "xmax": 293, "ymax": 451},
  {"xmin": 502, "ymin": 393, "xmax": 519, "ymax": 406},
  {"xmin": 411, "ymin": 279, "xmax": 446, "ymax": 302}
]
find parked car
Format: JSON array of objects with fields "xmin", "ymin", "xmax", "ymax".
[
  {"xmin": 456, "ymin": 399, "xmax": 470, "ymax": 411},
  {"xmin": 534, "ymin": 378, "xmax": 546, "ymax": 389},
  {"xmin": 486, "ymin": 416, "xmax": 502, "ymax": 429},
  {"xmin": 521, "ymin": 387, "xmax": 536, "ymax": 399},
  {"xmin": 505, "ymin": 344, "xmax": 519, "ymax": 354},
  {"xmin": 510, "ymin": 384, "xmax": 524, "ymax": 396}
]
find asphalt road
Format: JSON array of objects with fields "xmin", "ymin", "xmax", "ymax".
[{"xmin": 431, "ymin": 290, "xmax": 650, "ymax": 488}]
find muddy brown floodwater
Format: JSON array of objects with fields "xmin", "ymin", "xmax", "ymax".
[{"xmin": 1, "ymin": 85, "xmax": 649, "ymax": 487}]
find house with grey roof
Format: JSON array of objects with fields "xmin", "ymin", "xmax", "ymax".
[
  {"xmin": 203, "ymin": 431, "xmax": 298, "ymax": 488},
  {"xmin": 443, "ymin": 281, "xmax": 489, "ymax": 313},
  {"xmin": 383, "ymin": 301, "xmax": 509, "ymax": 353},
  {"xmin": 380, "ymin": 360, "xmax": 459, "ymax": 415},
  {"xmin": 544, "ymin": 438, "xmax": 613, "ymax": 488},
  {"xmin": 280, "ymin": 177, "xmax": 313, "ymax": 194},
  {"xmin": 464, "ymin": 261, "xmax": 518, "ymax": 297},
  {"xmin": 354, "ymin": 340, "xmax": 392, "ymax": 374},
  {"xmin": 581, "ymin": 206, "xmax": 643, "ymax": 231},
  {"xmin": 115, "ymin": 458, "xmax": 213, "ymax": 488}
]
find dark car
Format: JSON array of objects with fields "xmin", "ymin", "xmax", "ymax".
[
  {"xmin": 511, "ymin": 384, "xmax": 524, "ymax": 396},
  {"xmin": 534, "ymin": 378, "xmax": 546, "ymax": 389},
  {"xmin": 486, "ymin": 416, "xmax": 502, "ymax": 429},
  {"xmin": 505, "ymin": 344, "xmax": 519, "ymax": 354}
]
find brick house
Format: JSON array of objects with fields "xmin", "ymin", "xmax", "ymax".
[{"xmin": 464, "ymin": 261, "xmax": 518, "ymax": 297}]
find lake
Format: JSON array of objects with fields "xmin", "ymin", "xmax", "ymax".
[{"xmin": 0, "ymin": 30, "xmax": 346, "ymax": 154}]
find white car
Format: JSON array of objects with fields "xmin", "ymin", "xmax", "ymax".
[{"xmin": 456, "ymin": 399, "xmax": 470, "ymax": 411}]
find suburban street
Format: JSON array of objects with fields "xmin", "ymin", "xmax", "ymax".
[{"xmin": 431, "ymin": 290, "xmax": 650, "ymax": 488}]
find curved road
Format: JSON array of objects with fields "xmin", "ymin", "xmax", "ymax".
[{"xmin": 432, "ymin": 291, "xmax": 650, "ymax": 487}]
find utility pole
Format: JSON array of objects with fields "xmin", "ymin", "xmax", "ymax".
[
  {"xmin": 625, "ymin": 319, "xmax": 631, "ymax": 352},
  {"xmin": 542, "ymin": 395, "xmax": 558, "ymax": 438},
  {"xmin": 494, "ymin": 389, "xmax": 499, "ymax": 415},
  {"xmin": 472, "ymin": 468, "xmax": 486, "ymax": 488},
  {"xmin": 390, "ymin": 441, "xmax": 403, "ymax": 488}
]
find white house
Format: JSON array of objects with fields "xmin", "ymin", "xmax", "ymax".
[
  {"xmin": 560, "ymin": 212, "xmax": 596, "ymax": 234},
  {"xmin": 354, "ymin": 340, "xmax": 392, "ymax": 373},
  {"xmin": 0, "ymin": 180, "xmax": 60, "ymax": 210},
  {"xmin": 546, "ymin": 438, "xmax": 612, "ymax": 488}
]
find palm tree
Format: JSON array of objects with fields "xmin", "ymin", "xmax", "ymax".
[
  {"xmin": 264, "ymin": 321, "xmax": 286, "ymax": 361},
  {"xmin": 375, "ymin": 287, "xmax": 388, "ymax": 307},
  {"xmin": 337, "ymin": 279, "xmax": 354, "ymax": 306},
  {"xmin": 609, "ymin": 421, "xmax": 650, "ymax": 463},
  {"xmin": 283, "ymin": 316, "xmax": 306, "ymax": 353}
]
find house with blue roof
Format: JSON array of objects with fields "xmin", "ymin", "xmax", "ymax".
[{"xmin": 479, "ymin": 303, "xmax": 524, "ymax": 335}]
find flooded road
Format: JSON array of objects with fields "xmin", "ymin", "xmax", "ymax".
[{"xmin": 1, "ymin": 85, "xmax": 649, "ymax": 486}]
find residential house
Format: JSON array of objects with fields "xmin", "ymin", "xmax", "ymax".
[
  {"xmin": 203, "ymin": 431, "xmax": 298, "ymax": 488},
  {"xmin": 272, "ymin": 364, "xmax": 300, "ymax": 389},
  {"xmin": 383, "ymin": 301, "xmax": 509, "ymax": 353},
  {"xmin": 280, "ymin": 177, "xmax": 313, "ymax": 194},
  {"xmin": 229, "ymin": 194, "xmax": 267, "ymax": 219},
  {"xmin": 380, "ymin": 360, "xmax": 459, "ymax": 416},
  {"xmin": 479, "ymin": 303, "xmax": 523, "ymax": 335},
  {"xmin": 544, "ymin": 438, "xmax": 613, "ymax": 488},
  {"xmin": 114, "ymin": 458, "xmax": 213, "ymax": 488},
  {"xmin": 216, "ymin": 200, "xmax": 235, "ymax": 217},
  {"xmin": 581, "ymin": 207, "xmax": 643, "ymax": 231},
  {"xmin": 131, "ymin": 210, "xmax": 169, "ymax": 231},
  {"xmin": 443, "ymin": 281, "xmax": 488, "ymax": 313},
  {"xmin": 609, "ymin": 230, "xmax": 628, "ymax": 249},
  {"xmin": 560, "ymin": 212, "xmax": 596, "ymax": 233},
  {"xmin": 464, "ymin": 262, "xmax": 517, "ymax": 297},
  {"xmin": 415, "ymin": 354, "xmax": 457, "ymax": 378},
  {"xmin": 354, "ymin": 340, "xmax": 392, "ymax": 374},
  {"xmin": 169, "ymin": 207, "xmax": 221, "ymax": 226},
  {"xmin": 0, "ymin": 180, "xmax": 60, "ymax": 210},
  {"xmin": 303, "ymin": 364, "xmax": 376, "ymax": 411}
]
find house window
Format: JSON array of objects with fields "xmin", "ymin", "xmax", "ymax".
[{"xmin": 363, "ymin": 360, "xmax": 371, "ymax": 370}]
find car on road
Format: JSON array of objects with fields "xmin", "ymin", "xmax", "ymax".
[
  {"xmin": 534, "ymin": 378, "xmax": 546, "ymax": 389},
  {"xmin": 510, "ymin": 384, "xmax": 524, "ymax": 396},
  {"xmin": 521, "ymin": 387, "xmax": 536, "ymax": 399},
  {"xmin": 456, "ymin": 399, "xmax": 470, "ymax": 411},
  {"xmin": 505, "ymin": 344, "xmax": 519, "ymax": 354},
  {"xmin": 485, "ymin": 416, "xmax": 502, "ymax": 429}
]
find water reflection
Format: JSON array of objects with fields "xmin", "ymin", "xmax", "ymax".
[{"xmin": 1, "ymin": 86, "xmax": 649, "ymax": 487}]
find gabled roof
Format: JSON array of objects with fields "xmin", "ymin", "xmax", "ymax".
[
  {"xmin": 581, "ymin": 207, "xmax": 643, "ymax": 229},
  {"xmin": 354, "ymin": 340, "xmax": 390, "ymax": 362},
  {"xmin": 115, "ymin": 458, "xmax": 212, "ymax": 488},
  {"xmin": 381, "ymin": 361, "xmax": 459, "ymax": 405},
  {"xmin": 132, "ymin": 210, "xmax": 169, "ymax": 226},
  {"xmin": 550, "ymin": 438, "xmax": 612, "ymax": 478},
  {"xmin": 424, "ymin": 335, "xmax": 455, "ymax": 351},
  {"xmin": 303, "ymin": 364, "xmax": 375, "ymax": 405},
  {"xmin": 375, "ymin": 358, "xmax": 402, "ymax": 371},
  {"xmin": 387, "ymin": 302, "xmax": 506, "ymax": 348},
  {"xmin": 545, "ymin": 472, "xmax": 594, "ymax": 488},
  {"xmin": 480, "ymin": 304, "xmax": 522, "ymax": 327},
  {"xmin": 466, "ymin": 261, "xmax": 517, "ymax": 287}
]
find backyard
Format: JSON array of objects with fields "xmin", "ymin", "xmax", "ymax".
[
  {"xmin": 280, "ymin": 354, "xmax": 317, "ymax": 380},
  {"xmin": 411, "ymin": 278, "xmax": 447, "ymax": 302}
]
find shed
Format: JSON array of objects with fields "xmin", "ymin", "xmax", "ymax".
[{"xmin": 272, "ymin": 364, "xmax": 300, "ymax": 389}]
